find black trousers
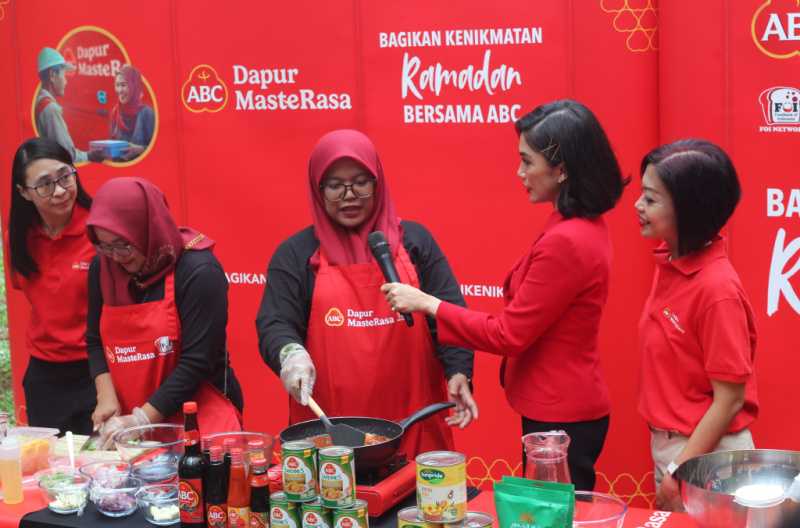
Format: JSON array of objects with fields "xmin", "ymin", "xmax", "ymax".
[
  {"xmin": 22, "ymin": 357, "xmax": 95, "ymax": 435},
  {"xmin": 522, "ymin": 415, "xmax": 610, "ymax": 491}
]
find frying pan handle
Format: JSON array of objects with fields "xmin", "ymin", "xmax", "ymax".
[
  {"xmin": 398, "ymin": 402, "xmax": 456, "ymax": 430},
  {"xmin": 308, "ymin": 397, "xmax": 334, "ymax": 429}
]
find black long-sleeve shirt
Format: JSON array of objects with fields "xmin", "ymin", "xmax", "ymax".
[
  {"xmin": 87, "ymin": 249, "xmax": 243, "ymax": 418},
  {"xmin": 256, "ymin": 220, "xmax": 474, "ymax": 380}
]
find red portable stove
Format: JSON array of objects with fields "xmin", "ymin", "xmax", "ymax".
[{"xmin": 355, "ymin": 455, "xmax": 417, "ymax": 517}]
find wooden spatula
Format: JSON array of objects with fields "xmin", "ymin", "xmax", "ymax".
[{"xmin": 307, "ymin": 397, "xmax": 366, "ymax": 448}]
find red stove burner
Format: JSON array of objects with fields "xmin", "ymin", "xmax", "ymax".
[{"xmin": 356, "ymin": 460, "xmax": 417, "ymax": 517}]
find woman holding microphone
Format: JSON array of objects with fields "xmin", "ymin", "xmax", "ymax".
[
  {"xmin": 635, "ymin": 139, "xmax": 757, "ymax": 510},
  {"xmin": 5, "ymin": 137, "xmax": 95, "ymax": 433},
  {"xmin": 381, "ymin": 100, "xmax": 626, "ymax": 490},
  {"xmin": 257, "ymin": 129, "xmax": 477, "ymax": 457}
]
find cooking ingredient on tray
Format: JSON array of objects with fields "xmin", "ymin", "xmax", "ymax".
[
  {"xmin": 49, "ymin": 489, "xmax": 88, "ymax": 513},
  {"xmin": 308, "ymin": 433, "xmax": 388, "ymax": 448},
  {"xmin": 96, "ymin": 491, "xmax": 138, "ymax": 516},
  {"xmin": 149, "ymin": 503, "xmax": 180, "ymax": 523}
]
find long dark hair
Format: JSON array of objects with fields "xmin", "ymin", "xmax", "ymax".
[
  {"xmin": 640, "ymin": 139, "xmax": 741, "ymax": 256},
  {"xmin": 9, "ymin": 138, "xmax": 92, "ymax": 277},
  {"xmin": 515, "ymin": 99, "xmax": 627, "ymax": 218}
]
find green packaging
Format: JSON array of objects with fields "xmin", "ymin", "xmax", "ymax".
[{"xmin": 493, "ymin": 477, "xmax": 574, "ymax": 528}]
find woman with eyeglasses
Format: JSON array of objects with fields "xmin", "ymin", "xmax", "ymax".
[
  {"xmin": 6, "ymin": 137, "xmax": 96, "ymax": 433},
  {"xmin": 381, "ymin": 100, "xmax": 627, "ymax": 490},
  {"xmin": 256, "ymin": 129, "xmax": 477, "ymax": 457},
  {"xmin": 84, "ymin": 177, "xmax": 243, "ymax": 446}
]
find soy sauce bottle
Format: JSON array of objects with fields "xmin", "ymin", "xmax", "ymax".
[
  {"xmin": 178, "ymin": 401, "xmax": 206, "ymax": 527},
  {"xmin": 205, "ymin": 445, "xmax": 228, "ymax": 528},
  {"xmin": 249, "ymin": 456, "xmax": 270, "ymax": 528}
]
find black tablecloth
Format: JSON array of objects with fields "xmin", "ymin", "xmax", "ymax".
[{"xmin": 20, "ymin": 488, "xmax": 481, "ymax": 528}]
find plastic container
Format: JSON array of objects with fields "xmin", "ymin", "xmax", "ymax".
[
  {"xmin": 89, "ymin": 140, "xmax": 128, "ymax": 158},
  {"xmin": 114, "ymin": 424, "xmax": 184, "ymax": 485},
  {"xmin": 573, "ymin": 491, "xmax": 628, "ymax": 527},
  {"xmin": 137, "ymin": 484, "xmax": 180, "ymax": 526},
  {"xmin": 36, "ymin": 468, "xmax": 90, "ymax": 514},
  {"xmin": 79, "ymin": 461, "xmax": 131, "ymax": 488},
  {"xmin": 90, "ymin": 475, "xmax": 142, "ymax": 518},
  {"xmin": 0, "ymin": 436, "xmax": 23, "ymax": 504},
  {"xmin": 7, "ymin": 426, "xmax": 58, "ymax": 475}
]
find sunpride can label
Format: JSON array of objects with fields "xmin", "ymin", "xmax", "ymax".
[{"xmin": 416, "ymin": 451, "xmax": 467, "ymax": 523}]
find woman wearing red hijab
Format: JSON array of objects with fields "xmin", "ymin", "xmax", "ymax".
[
  {"xmin": 85, "ymin": 177, "xmax": 243, "ymax": 445},
  {"xmin": 107, "ymin": 65, "xmax": 154, "ymax": 161},
  {"xmin": 257, "ymin": 129, "xmax": 477, "ymax": 457}
]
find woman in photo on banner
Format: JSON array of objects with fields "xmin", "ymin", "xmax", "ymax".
[
  {"xmin": 5, "ymin": 137, "xmax": 96, "ymax": 434},
  {"xmin": 635, "ymin": 139, "xmax": 758, "ymax": 511},
  {"xmin": 381, "ymin": 99, "xmax": 626, "ymax": 491},
  {"xmin": 256, "ymin": 129, "xmax": 478, "ymax": 457},
  {"xmin": 105, "ymin": 64, "xmax": 155, "ymax": 161},
  {"xmin": 86, "ymin": 177, "xmax": 243, "ymax": 446}
]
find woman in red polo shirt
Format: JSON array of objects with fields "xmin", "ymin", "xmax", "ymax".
[
  {"xmin": 635, "ymin": 139, "xmax": 757, "ymax": 510},
  {"xmin": 5, "ymin": 137, "xmax": 95, "ymax": 434},
  {"xmin": 382, "ymin": 99, "xmax": 627, "ymax": 490}
]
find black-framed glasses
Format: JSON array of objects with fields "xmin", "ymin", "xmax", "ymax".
[
  {"xmin": 320, "ymin": 178, "xmax": 376, "ymax": 202},
  {"xmin": 26, "ymin": 168, "xmax": 77, "ymax": 198},
  {"xmin": 94, "ymin": 242, "xmax": 134, "ymax": 258}
]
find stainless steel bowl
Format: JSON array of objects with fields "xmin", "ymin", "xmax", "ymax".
[{"xmin": 675, "ymin": 449, "xmax": 800, "ymax": 527}]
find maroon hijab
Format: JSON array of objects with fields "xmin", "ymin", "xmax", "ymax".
[
  {"xmin": 86, "ymin": 177, "xmax": 214, "ymax": 306},
  {"xmin": 110, "ymin": 65, "xmax": 145, "ymax": 136},
  {"xmin": 308, "ymin": 129, "xmax": 401, "ymax": 266}
]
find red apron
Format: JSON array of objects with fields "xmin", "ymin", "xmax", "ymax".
[
  {"xmin": 290, "ymin": 246, "xmax": 453, "ymax": 458},
  {"xmin": 100, "ymin": 271, "xmax": 241, "ymax": 434}
]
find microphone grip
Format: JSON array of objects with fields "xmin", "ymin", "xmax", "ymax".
[{"xmin": 376, "ymin": 253, "xmax": 414, "ymax": 327}]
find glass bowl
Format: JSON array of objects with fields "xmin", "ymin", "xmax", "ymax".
[
  {"xmin": 114, "ymin": 424, "xmax": 184, "ymax": 484},
  {"xmin": 90, "ymin": 475, "xmax": 142, "ymax": 517},
  {"xmin": 573, "ymin": 491, "xmax": 628, "ymax": 527},
  {"xmin": 137, "ymin": 484, "xmax": 180, "ymax": 526},
  {"xmin": 78, "ymin": 461, "xmax": 131, "ymax": 488},
  {"xmin": 36, "ymin": 468, "xmax": 91, "ymax": 515}
]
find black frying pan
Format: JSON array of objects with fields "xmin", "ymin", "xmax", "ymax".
[{"xmin": 279, "ymin": 401, "xmax": 455, "ymax": 473}]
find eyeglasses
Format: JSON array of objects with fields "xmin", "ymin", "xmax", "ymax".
[
  {"xmin": 94, "ymin": 242, "xmax": 134, "ymax": 258},
  {"xmin": 26, "ymin": 168, "xmax": 77, "ymax": 198},
  {"xmin": 320, "ymin": 178, "xmax": 376, "ymax": 202}
]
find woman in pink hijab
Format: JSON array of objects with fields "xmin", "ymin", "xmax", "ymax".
[
  {"xmin": 257, "ymin": 129, "xmax": 478, "ymax": 457},
  {"xmin": 108, "ymin": 65, "xmax": 154, "ymax": 160},
  {"xmin": 86, "ymin": 177, "xmax": 242, "ymax": 445}
]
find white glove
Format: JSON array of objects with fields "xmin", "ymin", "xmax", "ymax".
[
  {"xmin": 99, "ymin": 406, "xmax": 150, "ymax": 450},
  {"xmin": 279, "ymin": 343, "xmax": 316, "ymax": 406}
]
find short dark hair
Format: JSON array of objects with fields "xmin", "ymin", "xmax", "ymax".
[
  {"xmin": 9, "ymin": 137, "xmax": 92, "ymax": 277},
  {"xmin": 640, "ymin": 139, "xmax": 741, "ymax": 256},
  {"xmin": 515, "ymin": 99, "xmax": 627, "ymax": 218}
]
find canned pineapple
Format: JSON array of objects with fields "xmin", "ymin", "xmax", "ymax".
[
  {"xmin": 416, "ymin": 451, "xmax": 467, "ymax": 523},
  {"xmin": 398, "ymin": 507, "xmax": 429, "ymax": 528},
  {"xmin": 318, "ymin": 446, "xmax": 356, "ymax": 508},
  {"xmin": 332, "ymin": 498, "xmax": 369, "ymax": 528},
  {"xmin": 282, "ymin": 440, "xmax": 318, "ymax": 501}
]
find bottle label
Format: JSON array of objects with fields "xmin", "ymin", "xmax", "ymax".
[
  {"xmin": 184, "ymin": 429, "xmax": 200, "ymax": 446},
  {"xmin": 250, "ymin": 511, "xmax": 269, "ymax": 528},
  {"xmin": 206, "ymin": 503, "xmax": 228, "ymax": 527},
  {"xmin": 228, "ymin": 505, "xmax": 251, "ymax": 528},
  {"xmin": 179, "ymin": 478, "xmax": 204, "ymax": 523}
]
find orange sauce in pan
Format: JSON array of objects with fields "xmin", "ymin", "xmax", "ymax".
[{"xmin": 308, "ymin": 433, "xmax": 389, "ymax": 448}]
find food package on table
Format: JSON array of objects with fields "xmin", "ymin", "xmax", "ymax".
[{"xmin": 7, "ymin": 426, "xmax": 58, "ymax": 475}]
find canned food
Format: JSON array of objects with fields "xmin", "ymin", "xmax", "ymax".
[
  {"xmin": 319, "ymin": 446, "xmax": 356, "ymax": 508},
  {"xmin": 271, "ymin": 491, "xmax": 301, "ymax": 528},
  {"xmin": 416, "ymin": 451, "xmax": 467, "ymax": 523},
  {"xmin": 398, "ymin": 507, "xmax": 429, "ymax": 528},
  {"xmin": 302, "ymin": 498, "xmax": 333, "ymax": 528},
  {"xmin": 282, "ymin": 440, "xmax": 318, "ymax": 501},
  {"xmin": 459, "ymin": 512, "xmax": 493, "ymax": 528},
  {"xmin": 332, "ymin": 498, "xmax": 369, "ymax": 528}
]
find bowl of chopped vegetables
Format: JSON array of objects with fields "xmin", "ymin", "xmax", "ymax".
[
  {"xmin": 36, "ymin": 468, "xmax": 91, "ymax": 515},
  {"xmin": 137, "ymin": 484, "xmax": 180, "ymax": 526},
  {"xmin": 90, "ymin": 475, "xmax": 142, "ymax": 517}
]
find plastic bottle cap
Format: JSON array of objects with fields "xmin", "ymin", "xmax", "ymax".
[
  {"xmin": 209, "ymin": 445, "xmax": 223, "ymax": 462},
  {"xmin": 223, "ymin": 438, "xmax": 236, "ymax": 450},
  {"xmin": 248, "ymin": 439, "xmax": 264, "ymax": 448},
  {"xmin": 183, "ymin": 401, "xmax": 198, "ymax": 414},
  {"xmin": 0, "ymin": 436, "xmax": 20, "ymax": 456},
  {"xmin": 251, "ymin": 456, "xmax": 267, "ymax": 470},
  {"xmin": 230, "ymin": 447, "xmax": 243, "ymax": 465}
]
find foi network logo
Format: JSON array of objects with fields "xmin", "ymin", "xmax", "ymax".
[
  {"xmin": 182, "ymin": 64, "xmax": 228, "ymax": 113},
  {"xmin": 760, "ymin": 86, "xmax": 800, "ymax": 124},
  {"xmin": 752, "ymin": 0, "xmax": 800, "ymax": 59}
]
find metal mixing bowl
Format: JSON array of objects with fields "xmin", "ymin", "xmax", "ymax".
[{"xmin": 675, "ymin": 449, "xmax": 800, "ymax": 527}]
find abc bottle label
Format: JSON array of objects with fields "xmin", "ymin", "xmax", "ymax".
[
  {"xmin": 179, "ymin": 479, "xmax": 205, "ymax": 523},
  {"xmin": 207, "ymin": 504, "xmax": 228, "ymax": 527}
]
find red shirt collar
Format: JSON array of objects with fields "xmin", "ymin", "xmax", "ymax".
[
  {"xmin": 32, "ymin": 205, "xmax": 89, "ymax": 241},
  {"xmin": 654, "ymin": 236, "xmax": 727, "ymax": 276}
]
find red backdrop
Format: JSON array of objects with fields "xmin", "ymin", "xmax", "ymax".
[{"xmin": 0, "ymin": 0, "xmax": 797, "ymax": 508}]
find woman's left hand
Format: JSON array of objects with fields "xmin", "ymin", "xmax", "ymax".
[
  {"xmin": 380, "ymin": 283, "xmax": 441, "ymax": 316},
  {"xmin": 445, "ymin": 374, "xmax": 478, "ymax": 428},
  {"xmin": 655, "ymin": 474, "xmax": 684, "ymax": 511}
]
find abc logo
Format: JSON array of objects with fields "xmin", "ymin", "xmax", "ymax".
[
  {"xmin": 325, "ymin": 307, "xmax": 345, "ymax": 327},
  {"xmin": 178, "ymin": 481, "xmax": 199, "ymax": 508},
  {"xmin": 273, "ymin": 508, "xmax": 284, "ymax": 520},
  {"xmin": 287, "ymin": 456, "xmax": 299, "ymax": 469},
  {"xmin": 306, "ymin": 513, "xmax": 318, "ymax": 524},
  {"xmin": 752, "ymin": 1, "xmax": 800, "ymax": 59},
  {"xmin": 341, "ymin": 517, "xmax": 354, "ymax": 528},
  {"xmin": 324, "ymin": 463, "xmax": 336, "ymax": 475},
  {"xmin": 182, "ymin": 64, "xmax": 228, "ymax": 113}
]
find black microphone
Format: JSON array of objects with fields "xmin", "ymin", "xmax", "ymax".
[{"xmin": 368, "ymin": 231, "xmax": 414, "ymax": 327}]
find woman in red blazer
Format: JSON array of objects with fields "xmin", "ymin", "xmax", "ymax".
[{"xmin": 383, "ymin": 99, "xmax": 627, "ymax": 491}]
